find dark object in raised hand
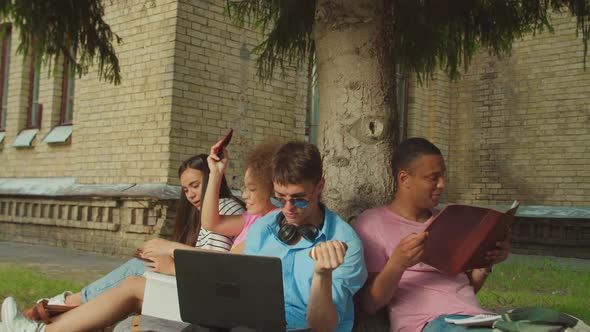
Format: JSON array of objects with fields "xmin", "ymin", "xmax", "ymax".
[{"xmin": 213, "ymin": 128, "xmax": 234, "ymax": 158}]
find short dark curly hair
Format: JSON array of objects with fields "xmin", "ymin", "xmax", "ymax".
[{"xmin": 391, "ymin": 137, "xmax": 442, "ymax": 189}]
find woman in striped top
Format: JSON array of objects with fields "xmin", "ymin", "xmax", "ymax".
[
  {"xmin": 195, "ymin": 198, "xmax": 244, "ymax": 251},
  {"xmin": 21, "ymin": 154, "xmax": 244, "ymax": 313},
  {"xmin": 146, "ymin": 153, "xmax": 245, "ymax": 255},
  {"xmin": 3, "ymin": 148, "xmax": 280, "ymax": 332}
]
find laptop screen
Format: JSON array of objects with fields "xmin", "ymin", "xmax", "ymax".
[{"xmin": 174, "ymin": 250, "xmax": 287, "ymax": 332}]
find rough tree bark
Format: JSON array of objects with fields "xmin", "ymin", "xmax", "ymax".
[{"xmin": 314, "ymin": 0, "xmax": 396, "ymax": 221}]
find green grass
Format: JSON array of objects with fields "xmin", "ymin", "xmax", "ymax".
[
  {"xmin": 0, "ymin": 263, "xmax": 89, "ymax": 309},
  {"xmin": 0, "ymin": 259, "xmax": 589, "ymax": 324},
  {"xmin": 478, "ymin": 258, "xmax": 590, "ymax": 322}
]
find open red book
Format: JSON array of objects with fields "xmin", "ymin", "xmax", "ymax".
[{"xmin": 422, "ymin": 201, "xmax": 519, "ymax": 275}]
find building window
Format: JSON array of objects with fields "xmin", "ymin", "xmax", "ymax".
[
  {"xmin": 43, "ymin": 52, "xmax": 75, "ymax": 145},
  {"xmin": 0, "ymin": 24, "xmax": 11, "ymax": 132},
  {"xmin": 60, "ymin": 53, "xmax": 75, "ymax": 125},
  {"xmin": 26, "ymin": 45, "xmax": 41, "ymax": 129}
]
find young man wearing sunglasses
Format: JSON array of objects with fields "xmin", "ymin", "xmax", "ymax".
[{"xmin": 245, "ymin": 141, "xmax": 368, "ymax": 332}]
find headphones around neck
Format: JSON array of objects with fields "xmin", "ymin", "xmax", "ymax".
[{"xmin": 276, "ymin": 213, "xmax": 321, "ymax": 244}]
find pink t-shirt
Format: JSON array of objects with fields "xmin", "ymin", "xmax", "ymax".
[
  {"xmin": 232, "ymin": 212, "xmax": 262, "ymax": 247},
  {"xmin": 354, "ymin": 206, "xmax": 486, "ymax": 332}
]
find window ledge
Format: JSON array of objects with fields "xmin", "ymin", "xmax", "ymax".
[
  {"xmin": 43, "ymin": 124, "xmax": 72, "ymax": 144},
  {"xmin": 11, "ymin": 128, "xmax": 38, "ymax": 148}
]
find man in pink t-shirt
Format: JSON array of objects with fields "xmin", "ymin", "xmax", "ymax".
[{"xmin": 353, "ymin": 137, "xmax": 510, "ymax": 332}]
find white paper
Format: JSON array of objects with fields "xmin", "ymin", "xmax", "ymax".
[
  {"xmin": 444, "ymin": 314, "xmax": 501, "ymax": 327},
  {"xmin": 141, "ymin": 271, "xmax": 182, "ymax": 322}
]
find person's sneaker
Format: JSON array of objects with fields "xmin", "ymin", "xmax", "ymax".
[
  {"xmin": 1, "ymin": 297, "xmax": 45, "ymax": 332},
  {"xmin": 38, "ymin": 291, "xmax": 72, "ymax": 306}
]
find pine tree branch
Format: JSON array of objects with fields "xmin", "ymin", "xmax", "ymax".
[
  {"xmin": 226, "ymin": 0, "xmax": 590, "ymax": 83},
  {"xmin": 0, "ymin": 0, "xmax": 122, "ymax": 85}
]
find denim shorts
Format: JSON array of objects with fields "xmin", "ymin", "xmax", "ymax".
[{"xmin": 81, "ymin": 258, "xmax": 148, "ymax": 303}]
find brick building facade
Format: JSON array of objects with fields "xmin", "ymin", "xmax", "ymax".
[
  {"xmin": 0, "ymin": 6, "xmax": 588, "ymax": 257},
  {"xmin": 408, "ymin": 13, "xmax": 589, "ymax": 207},
  {"xmin": 0, "ymin": 0, "xmax": 308, "ymax": 255}
]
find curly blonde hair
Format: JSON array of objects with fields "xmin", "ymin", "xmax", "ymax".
[{"xmin": 245, "ymin": 142, "xmax": 283, "ymax": 196}]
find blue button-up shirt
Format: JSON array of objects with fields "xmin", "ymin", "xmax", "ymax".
[{"xmin": 244, "ymin": 206, "xmax": 368, "ymax": 332}]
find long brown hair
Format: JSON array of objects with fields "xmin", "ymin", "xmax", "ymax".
[{"xmin": 172, "ymin": 154, "xmax": 235, "ymax": 246}]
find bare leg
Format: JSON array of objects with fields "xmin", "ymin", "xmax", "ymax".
[{"xmin": 46, "ymin": 276, "xmax": 146, "ymax": 332}]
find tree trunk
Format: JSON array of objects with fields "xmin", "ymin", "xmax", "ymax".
[{"xmin": 314, "ymin": 0, "xmax": 396, "ymax": 221}]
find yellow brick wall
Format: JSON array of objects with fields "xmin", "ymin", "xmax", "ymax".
[
  {"xmin": 71, "ymin": 0, "xmax": 178, "ymax": 184},
  {"xmin": 0, "ymin": 0, "xmax": 178, "ymax": 184},
  {"xmin": 168, "ymin": 0, "xmax": 307, "ymax": 186},
  {"xmin": 447, "ymin": 13, "xmax": 590, "ymax": 206},
  {"xmin": 407, "ymin": 73, "xmax": 452, "ymax": 158},
  {"xmin": 408, "ymin": 13, "xmax": 590, "ymax": 207},
  {"xmin": 0, "ymin": 0, "xmax": 308, "ymax": 188}
]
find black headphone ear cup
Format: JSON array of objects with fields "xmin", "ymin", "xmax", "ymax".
[
  {"xmin": 279, "ymin": 223, "xmax": 298, "ymax": 244},
  {"xmin": 298, "ymin": 224, "xmax": 319, "ymax": 242}
]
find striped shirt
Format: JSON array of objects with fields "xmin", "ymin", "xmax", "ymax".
[{"xmin": 195, "ymin": 198, "xmax": 245, "ymax": 252}]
